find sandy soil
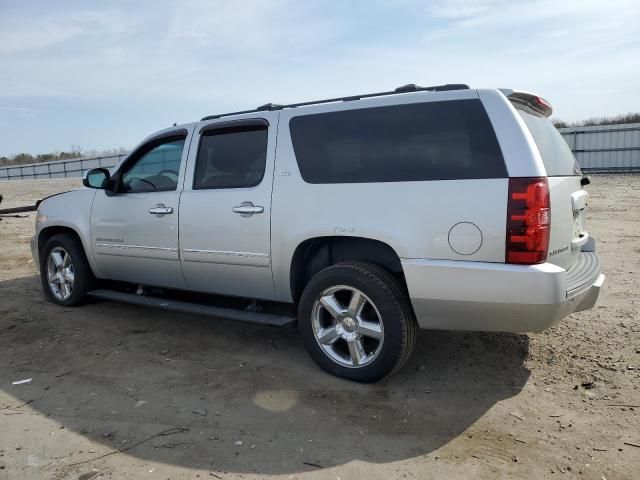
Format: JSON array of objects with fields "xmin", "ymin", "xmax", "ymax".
[{"xmin": 0, "ymin": 175, "xmax": 638, "ymax": 480}]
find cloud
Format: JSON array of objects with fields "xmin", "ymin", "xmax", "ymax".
[
  {"xmin": 426, "ymin": 0, "xmax": 640, "ymax": 26},
  {"xmin": 0, "ymin": 9, "xmax": 135, "ymax": 54},
  {"xmin": 0, "ymin": 1, "xmax": 354, "ymax": 101},
  {"xmin": 0, "ymin": 0, "xmax": 638, "ymax": 154},
  {"xmin": 166, "ymin": 0, "xmax": 299, "ymax": 50},
  {"xmin": 426, "ymin": 0, "xmax": 500, "ymax": 19},
  {"xmin": 0, "ymin": 106, "xmax": 39, "ymax": 119},
  {"xmin": 3, "ymin": 0, "xmax": 636, "ymax": 103}
]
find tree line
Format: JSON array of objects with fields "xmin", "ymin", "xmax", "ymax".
[{"xmin": 552, "ymin": 112, "xmax": 640, "ymax": 129}]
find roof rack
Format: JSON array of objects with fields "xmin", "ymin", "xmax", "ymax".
[{"xmin": 201, "ymin": 83, "xmax": 470, "ymax": 121}]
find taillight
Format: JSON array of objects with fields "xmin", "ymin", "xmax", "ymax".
[{"xmin": 506, "ymin": 177, "xmax": 550, "ymax": 264}]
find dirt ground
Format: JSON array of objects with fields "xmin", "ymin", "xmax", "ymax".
[{"xmin": 0, "ymin": 175, "xmax": 638, "ymax": 480}]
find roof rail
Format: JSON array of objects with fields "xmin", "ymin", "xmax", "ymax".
[{"xmin": 201, "ymin": 83, "xmax": 470, "ymax": 121}]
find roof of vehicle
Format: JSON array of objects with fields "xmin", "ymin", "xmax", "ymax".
[{"xmin": 200, "ymin": 83, "xmax": 471, "ymax": 121}]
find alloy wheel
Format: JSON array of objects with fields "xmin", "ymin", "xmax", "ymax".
[
  {"xmin": 46, "ymin": 247, "xmax": 74, "ymax": 301},
  {"xmin": 311, "ymin": 285, "xmax": 384, "ymax": 368}
]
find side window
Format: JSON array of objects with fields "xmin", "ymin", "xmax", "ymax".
[
  {"xmin": 193, "ymin": 126, "xmax": 268, "ymax": 189},
  {"xmin": 121, "ymin": 138, "xmax": 185, "ymax": 192},
  {"xmin": 289, "ymin": 99, "xmax": 506, "ymax": 183}
]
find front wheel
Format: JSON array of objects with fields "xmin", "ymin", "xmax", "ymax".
[
  {"xmin": 40, "ymin": 233, "xmax": 93, "ymax": 306},
  {"xmin": 298, "ymin": 262, "xmax": 417, "ymax": 382}
]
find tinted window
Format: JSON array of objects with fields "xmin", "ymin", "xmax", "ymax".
[
  {"xmin": 121, "ymin": 139, "xmax": 185, "ymax": 192},
  {"xmin": 289, "ymin": 99, "xmax": 506, "ymax": 183},
  {"xmin": 194, "ymin": 127, "xmax": 268, "ymax": 189},
  {"xmin": 517, "ymin": 109, "xmax": 581, "ymax": 176}
]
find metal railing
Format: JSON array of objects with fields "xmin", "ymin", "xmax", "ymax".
[
  {"xmin": 0, "ymin": 154, "xmax": 127, "ymax": 181},
  {"xmin": 559, "ymin": 123, "xmax": 640, "ymax": 172}
]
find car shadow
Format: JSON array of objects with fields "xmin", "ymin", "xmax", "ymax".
[{"xmin": 1, "ymin": 276, "xmax": 530, "ymax": 475}]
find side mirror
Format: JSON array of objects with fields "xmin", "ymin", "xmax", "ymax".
[{"xmin": 83, "ymin": 168, "xmax": 110, "ymax": 189}]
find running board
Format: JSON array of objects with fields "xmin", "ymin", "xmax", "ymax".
[{"xmin": 88, "ymin": 289, "xmax": 296, "ymax": 327}]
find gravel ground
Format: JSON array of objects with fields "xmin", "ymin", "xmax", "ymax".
[{"xmin": 0, "ymin": 175, "xmax": 638, "ymax": 480}]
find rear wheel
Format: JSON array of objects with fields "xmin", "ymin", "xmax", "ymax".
[
  {"xmin": 40, "ymin": 233, "xmax": 93, "ymax": 306},
  {"xmin": 298, "ymin": 261, "xmax": 416, "ymax": 382}
]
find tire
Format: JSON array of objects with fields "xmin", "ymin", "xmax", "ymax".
[
  {"xmin": 40, "ymin": 233, "xmax": 94, "ymax": 307},
  {"xmin": 298, "ymin": 261, "xmax": 417, "ymax": 382}
]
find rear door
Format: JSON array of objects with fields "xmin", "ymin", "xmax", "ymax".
[
  {"xmin": 178, "ymin": 115, "xmax": 278, "ymax": 300},
  {"xmin": 515, "ymin": 107, "xmax": 587, "ymax": 270}
]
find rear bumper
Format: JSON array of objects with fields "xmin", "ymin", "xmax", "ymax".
[{"xmin": 402, "ymin": 253, "xmax": 604, "ymax": 332}]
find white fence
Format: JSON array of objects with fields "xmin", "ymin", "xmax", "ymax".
[
  {"xmin": 558, "ymin": 123, "xmax": 640, "ymax": 172},
  {"xmin": 0, "ymin": 154, "xmax": 126, "ymax": 181},
  {"xmin": 2, "ymin": 122, "xmax": 639, "ymax": 181}
]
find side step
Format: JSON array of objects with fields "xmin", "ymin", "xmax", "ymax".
[{"xmin": 88, "ymin": 289, "xmax": 296, "ymax": 327}]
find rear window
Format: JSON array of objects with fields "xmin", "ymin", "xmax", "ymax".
[
  {"xmin": 517, "ymin": 109, "xmax": 581, "ymax": 176},
  {"xmin": 289, "ymin": 99, "xmax": 506, "ymax": 184}
]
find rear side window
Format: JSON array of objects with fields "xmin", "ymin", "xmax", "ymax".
[
  {"xmin": 194, "ymin": 126, "xmax": 268, "ymax": 189},
  {"xmin": 517, "ymin": 109, "xmax": 581, "ymax": 176},
  {"xmin": 289, "ymin": 99, "xmax": 506, "ymax": 184}
]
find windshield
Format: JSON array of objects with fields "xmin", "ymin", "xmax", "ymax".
[{"xmin": 517, "ymin": 109, "xmax": 581, "ymax": 176}]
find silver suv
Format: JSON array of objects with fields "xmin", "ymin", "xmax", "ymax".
[{"xmin": 31, "ymin": 84, "xmax": 605, "ymax": 382}]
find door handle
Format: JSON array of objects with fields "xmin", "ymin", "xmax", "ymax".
[
  {"xmin": 233, "ymin": 202, "xmax": 264, "ymax": 216},
  {"xmin": 148, "ymin": 204, "xmax": 173, "ymax": 215}
]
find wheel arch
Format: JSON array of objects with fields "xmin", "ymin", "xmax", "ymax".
[
  {"xmin": 38, "ymin": 225, "xmax": 84, "ymax": 255},
  {"xmin": 289, "ymin": 235, "xmax": 406, "ymax": 304},
  {"xmin": 37, "ymin": 225, "xmax": 98, "ymax": 278}
]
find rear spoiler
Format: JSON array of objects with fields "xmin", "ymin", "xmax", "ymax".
[{"xmin": 499, "ymin": 89, "xmax": 553, "ymax": 118}]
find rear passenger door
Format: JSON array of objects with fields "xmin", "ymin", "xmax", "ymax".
[{"xmin": 179, "ymin": 115, "xmax": 278, "ymax": 300}]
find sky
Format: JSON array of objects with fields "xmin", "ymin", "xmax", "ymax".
[{"xmin": 0, "ymin": 0, "xmax": 639, "ymax": 157}]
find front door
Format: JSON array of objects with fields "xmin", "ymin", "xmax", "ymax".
[
  {"xmin": 91, "ymin": 127, "xmax": 193, "ymax": 288},
  {"xmin": 179, "ymin": 115, "xmax": 278, "ymax": 300}
]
